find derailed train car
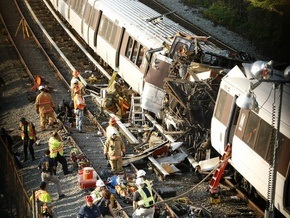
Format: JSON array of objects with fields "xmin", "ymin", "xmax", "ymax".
[
  {"xmin": 47, "ymin": 0, "xmax": 248, "ymax": 114},
  {"xmin": 211, "ymin": 63, "xmax": 290, "ymax": 217}
]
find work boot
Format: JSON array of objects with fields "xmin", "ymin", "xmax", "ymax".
[{"xmin": 58, "ymin": 194, "xmax": 65, "ymax": 200}]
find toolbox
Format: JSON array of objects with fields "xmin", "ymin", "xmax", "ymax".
[
  {"xmin": 79, "ymin": 178, "xmax": 96, "ymax": 190},
  {"xmin": 157, "ymin": 187, "xmax": 176, "ymax": 198}
]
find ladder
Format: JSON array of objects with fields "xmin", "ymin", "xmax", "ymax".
[
  {"xmin": 129, "ymin": 94, "xmax": 145, "ymax": 126},
  {"xmin": 209, "ymin": 143, "xmax": 232, "ymax": 194}
]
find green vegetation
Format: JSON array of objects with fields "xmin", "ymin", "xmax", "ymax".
[{"xmin": 182, "ymin": 0, "xmax": 290, "ymax": 62}]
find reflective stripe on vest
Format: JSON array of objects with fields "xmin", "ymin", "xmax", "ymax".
[
  {"xmin": 35, "ymin": 190, "xmax": 51, "ymax": 203},
  {"xmin": 20, "ymin": 122, "xmax": 35, "ymax": 140},
  {"xmin": 49, "ymin": 137, "xmax": 63, "ymax": 158},
  {"xmin": 137, "ymin": 187, "xmax": 154, "ymax": 207}
]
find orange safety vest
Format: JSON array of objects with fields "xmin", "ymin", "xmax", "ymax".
[
  {"xmin": 48, "ymin": 137, "xmax": 63, "ymax": 158},
  {"xmin": 20, "ymin": 122, "xmax": 35, "ymax": 140},
  {"xmin": 74, "ymin": 94, "xmax": 86, "ymax": 110}
]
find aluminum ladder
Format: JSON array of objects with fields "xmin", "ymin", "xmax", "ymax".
[{"xmin": 129, "ymin": 94, "xmax": 145, "ymax": 126}]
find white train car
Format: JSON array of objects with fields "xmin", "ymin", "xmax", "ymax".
[
  {"xmin": 47, "ymin": 0, "xmax": 232, "ymax": 113},
  {"xmin": 211, "ymin": 63, "xmax": 290, "ymax": 217}
]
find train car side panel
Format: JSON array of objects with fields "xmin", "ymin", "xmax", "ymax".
[{"xmin": 212, "ymin": 65, "xmax": 290, "ymax": 217}]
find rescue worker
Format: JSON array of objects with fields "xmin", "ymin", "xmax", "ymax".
[
  {"xmin": 77, "ymin": 195, "xmax": 102, "ymax": 218},
  {"xmin": 90, "ymin": 179, "xmax": 106, "ymax": 204},
  {"xmin": 97, "ymin": 189, "xmax": 115, "ymax": 218},
  {"xmin": 35, "ymin": 85, "xmax": 56, "ymax": 131},
  {"xmin": 106, "ymin": 117, "xmax": 119, "ymax": 137},
  {"xmin": 136, "ymin": 169, "xmax": 153, "ymax": 190},
  {"xmin": 38, "ymin": 149, "xmax": 65, "ymax": 199},
  {"xmin": 70, "ymin": 70, "xmax": 84, "ymax": 99},
  {"xmin": 30, "ymin": 181, "xmax": 53, "ymax": 218},
  {"xmin": 73, "ymin": 89, "xmax": 86, "ymax": 133},
  {"xmin": 132, "ymin": 178, "xmax": 155, "ymax": 218},
  {"xmin": 104, "ymin": 129, "xmax": 126, "ymax": 175},
  {"xmin": 102, "ymin": 78, "xmax": 129, "ymax": 117},
  {"xmin": 48, "ymin": 131, "xmax": 71, "ymax": 175},
  {"xmin": 71, "ymin": 78, "xmax": 82, "ymax": 99},
  {"xmin": 19, "ymin": 117, "xmax": 36, "ymax": 161}
]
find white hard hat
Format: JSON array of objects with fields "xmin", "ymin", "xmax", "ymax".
[
  {"xmin": 38, "ymin": 85, "xmax": 45, "ymax": 91},
  {"xmin": 135, "ymin": 178, "xmax": 144, "ymax": 186},
  {"xmin": 96, "ymin": 179, "xmax": 105, "ymax": 187},
  {"xmin": 109, "ymin": 128, "xmax": 118, "ymax": 136},
  {"xmin": 137, "ymin": 169, "xmax": 146, "ymax": 178},
  {"xmin": 72, "ymin": 78, "xmax": 79, "ymax": 84}
]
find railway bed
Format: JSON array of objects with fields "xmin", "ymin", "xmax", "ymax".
[{"xmin": 0, "ymin": 0, "xmax": 266, "ymax": 217}]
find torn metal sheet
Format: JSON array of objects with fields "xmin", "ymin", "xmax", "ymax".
[
  {"xmin": 169, "ymin": 142, "xmax": 183, "ymax": 151},
  {"xmin": 156, "ymin": 152, "xmax": 188, "ymax": 165},
  {"xmin": 198, "ymin": 156, "xmax": 219, "ymax": 172},
  {"xmin": 162, "ymin": 164, "xmax": 180, "ymax": 174}
]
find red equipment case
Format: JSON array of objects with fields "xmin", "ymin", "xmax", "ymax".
[{"xmin": 79, "ymin": 178, "xmax": 96, "ymax": 190}]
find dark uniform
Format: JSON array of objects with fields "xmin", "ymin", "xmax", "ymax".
[{"xmin": 38, "ymin": 150, "xmax": 64, "ymax": 199}]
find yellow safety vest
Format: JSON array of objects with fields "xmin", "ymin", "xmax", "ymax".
[
  {"xmin": 30, "ymin": 190, "xmax": 51, "ymax": 203},
  {"xmin": 49, "ymin": 137, "xmax": 63, "ymax": 158},
  {"xmin": 137, "ymin": 187, "xmax": 154, "ymax": 208}
]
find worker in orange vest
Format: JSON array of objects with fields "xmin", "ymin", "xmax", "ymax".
[
  {"xmin": 19, "ymin": 117, "xmax": 36, "ymax": 161},
  {"xmin": 73, "ymin": 89, "xmax": 86, "ymax": 133},
  {"xmin": 35, "ymin": 85, "xmax": 56, "ymax": 131},
  {"xmin": 30, "ymin": 181, "xmax": 53, "ymax": 217},
  {"xmin": 70, "ymin": 70, "xmax": 84, "ymax": 99},
  {"xmin": 48, "ymin": 131, "xmax": 71, "ymax": 175}
]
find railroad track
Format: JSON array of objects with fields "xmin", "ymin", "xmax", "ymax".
[{"xmin": 0, "ymin": 0, "xmax": 264, "ymax": 217}]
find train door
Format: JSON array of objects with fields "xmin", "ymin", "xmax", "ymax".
[
  {"xmin": 226, "ymin": 100, "xmax": 240, "ymax": 145},
  {"xmin": 211, "ymin": 88, "xmax": 237, "ymax": 152}
]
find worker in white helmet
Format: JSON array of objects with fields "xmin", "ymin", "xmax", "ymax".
[
  {"xmin": 35, "ymin": 85, "xmax": 56, "ymax": 131},
  {"xmin": 132, "ymin": 178, "xmax": 155, "ymax": 218},
  {"xmin": 104, "ymin": 128, "xmax": 126, "ymax": 175},
  {"xmin": 90, "ymin": 179, "xmax": 106, "ymax": 204},
  {"xmin": 136, "ymin": 169, "xmax": 153, "ymax": 191}
]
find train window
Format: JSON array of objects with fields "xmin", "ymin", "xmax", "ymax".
[
  {"xmin": 90, "ymin": 9, "xmax": 99, "ymax": 30},
  {"xmin": 110, "ymin": 25, "xmax": 117, "ymax": 45},
  {"xmin": 105, "ymin": 20, "xmax": 113, "ymax": 39},
  {"xmin": 100, "ymin": 18, "xmax": 108, "ymax": 37},
  {"xmin": 214, "ymin": 89, "xmax": 233, "ymax": 126},
  {"xmin": 277, "ymin": 135, "xmax": 290, "ymax": 176},
  {"xmin": 131, "ymin": 42, "xmax": 139, "ymax": 63},
  {"xmin": 242, "ymin": 112, "xmax": 259, "ymax": 148},
  {"xmin": 83, "ymin": 4, "xmax": 92, "ymax": 24},
  {"xmin": 254, "ymin": 119, "xmax": 272, "ymax": 159},
  {"xmin": 71, "ymin": 0, "xmax": 77, "ymax": 11},
  {"xmin": 136, "ymin": 45, "xmax": 144, "ymax": 67},
  {"xmin": 126, "ymin": 37, "xmax": 134, "ymax": 59},
  {"xmin": 99, "ymin": 17, "xmax": 117, "ymax": 45}
]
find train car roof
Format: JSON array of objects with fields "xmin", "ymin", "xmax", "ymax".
[
  {"xmin": 222, "ymin": 65, "xmax": 290, "ymax": 137},
  {"xmin": 95, "ymin": 0, "xmax": 221, "ymax": 53}
]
